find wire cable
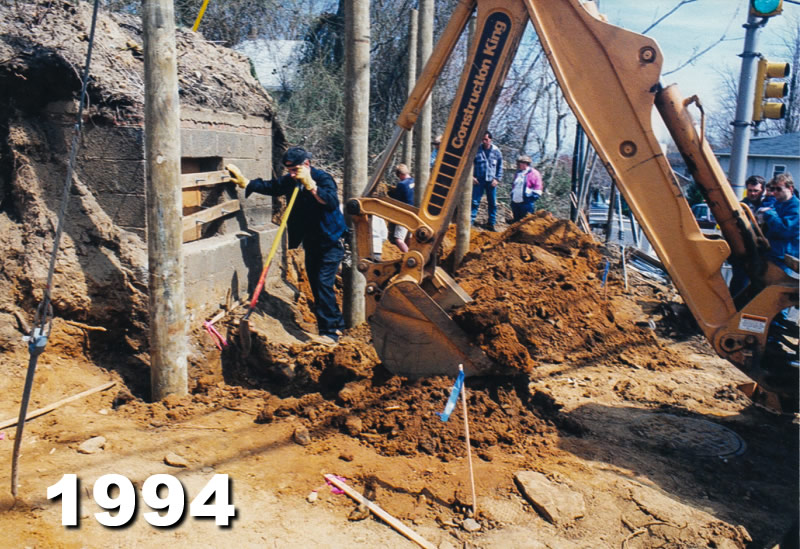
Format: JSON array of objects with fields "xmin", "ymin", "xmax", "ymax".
[{"xmin": 11, "ymin": 0, "xmax": 101, "ymax": 498}]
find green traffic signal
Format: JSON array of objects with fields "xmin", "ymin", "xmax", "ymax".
[{"xmin": 751, "ymin": 0, "xmax": 783, "ymax": 17}]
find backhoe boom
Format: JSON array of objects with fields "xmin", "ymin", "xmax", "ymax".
[{"xmin": 348, "ymin": 0, "xmax": 798, "ymax": 401}]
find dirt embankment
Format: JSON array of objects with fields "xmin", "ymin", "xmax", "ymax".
[{"xmin": 0, "ymin": 0, "xmax": 279, "ymax": 355}]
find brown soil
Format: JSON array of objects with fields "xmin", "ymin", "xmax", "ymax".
[
  {"xmin": 0, "ymin": 3, "xmax": 797, "ymax": 548},
  {"xmin": 2, "ymin": 214, "xmax": 797, "ymax": 549}
]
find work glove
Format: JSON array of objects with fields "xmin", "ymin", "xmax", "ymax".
[
  {"xmin": 225, "ymin": 164, "xmax": 248, "ymax": 189},
  {"xmin": 294, "ymin": 164, "xmax": 317, "ymax": 193}
]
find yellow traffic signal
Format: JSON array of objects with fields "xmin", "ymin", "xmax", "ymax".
[
  {"xmin": 750, "ymin": 0, "xmax": 783, "ymax": 17},
  {"xmin": 753, "ymin": 58, "xmax": 790, "ymax": 121}
]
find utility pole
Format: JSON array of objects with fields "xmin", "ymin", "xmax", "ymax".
[
  {"xmin": 570, "ymin": 126, "xmax": 585, "ymax": 223},
  {"xmin": 729, "ymin": 13, "xmax": 765, "ymax": 199},
  {"xmin": 454, "ymin": 15, "xmax": 476, "ymax": 268},
  {"xmin": 143, "ymin": 0, "xmax": 187, "ymax": 399},
  {"xmin": 403, "ymin": 9, "xmax": 418, "ymax": 169},
  {"xmin": 343, "ymin": 0, "xmax": 370, "ymax": 326},
  {"xmin": 413, "ymin": 0, "xmax": 434, "ymax": 205}
]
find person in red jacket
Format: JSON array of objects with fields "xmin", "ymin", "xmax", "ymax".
[{"xmin": 509, "ymin": 155, "xmax": 542, "ymax": 222}]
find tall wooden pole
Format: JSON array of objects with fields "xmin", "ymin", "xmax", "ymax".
[
  {"xmin": 343, "ymin": 0, "xmax": 371, "ymax": 326},
  {"xmin": 403, "ymin": 9, "xmax": 418, "ymax": 169},
  {"xmin": 413, "ymin": 0, "xmax": 433, "ymax": 205},
  {"xmin": 143, "ymin": 0, "xmax": 187, "ymax": 399},
  {"xmin": 454, "ymin": 16, "xmax": 476, "ymax": 269}
]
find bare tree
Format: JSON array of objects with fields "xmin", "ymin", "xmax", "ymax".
[{"xmin": 707, "ymin": 67, "xmax": 739, "ymax": 147}]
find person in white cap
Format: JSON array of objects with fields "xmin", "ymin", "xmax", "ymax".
[{"xmin": 509, "ymin": 154, "xmax": 542, "ymax": 222}]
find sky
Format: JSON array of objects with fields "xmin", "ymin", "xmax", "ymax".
[{"xmin": 597, "ymin": 0, "xmax": 797, "ymax": 112}]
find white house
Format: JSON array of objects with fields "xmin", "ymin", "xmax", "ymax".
[
  {"xmin": 715, "ymin": 132, "xmax": 800, "ymax": 183},
  {"xmin": 235, "ymin": 39, "xmax": 307, "ymax": 92}
]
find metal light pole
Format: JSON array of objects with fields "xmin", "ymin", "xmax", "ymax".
[{"xmin": 729, "ymin": 14, "xmax": 767, "ymax": 198}]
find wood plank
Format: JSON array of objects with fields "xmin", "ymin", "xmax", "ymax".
[
  {"xmin": 0, "ymin": 382, "xmax": 116, "ymax": 430},
  {"xmin": 182, "ymin": 188, "xmax": 202, "ymax": 209},
  {"xmin": 182, "ymin": 199, "xmax": 240, "ymax": 243},
  {"xmin": 323, "ymin": 475, "xmax": 436, "ymax": 549},
  {"xmin": 181, "ymin": 170, "xmax": 231, "ymax": 189}
]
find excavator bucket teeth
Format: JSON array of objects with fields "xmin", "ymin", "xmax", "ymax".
[{"xmin": 369, "ymin": 280, "xmax": 494, "ymax": 378}]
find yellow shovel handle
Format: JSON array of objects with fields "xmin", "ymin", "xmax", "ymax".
[
  {"xmin": 247, "ymin": 183, "xmax": 302, "ymax": 311},
  {"xmin": 192, "ymin": 0, "xmax": 211, "ymax": 32}
]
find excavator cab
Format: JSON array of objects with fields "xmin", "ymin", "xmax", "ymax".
[{"xmin": 348, "ymin": 0, "xmax": 798, "ymax": 403}]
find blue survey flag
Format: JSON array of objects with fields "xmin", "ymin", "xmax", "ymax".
[{"xmin": 438, "ymin": 369, "xmax": 465, "ymax": 422}]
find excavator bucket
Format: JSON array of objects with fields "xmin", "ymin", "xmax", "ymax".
[{"xmin": 369, "ymin": 272, "xmax": 494, "ymax": 378}]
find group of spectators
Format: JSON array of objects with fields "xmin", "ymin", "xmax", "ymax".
[
  {"xmin": 467, "ymin": 131, "xmax": 543, "ymax": 231},
  {"xmin": 729, "ymin": 172, "xmax": 798, "ymax": 347},
  {"xmin": 730, "ymin": 172, "xmax": 799, "ymax": 296}
]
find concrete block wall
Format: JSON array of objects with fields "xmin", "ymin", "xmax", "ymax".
[
  {"xmin": 47, "ymin": 101, "xmax": 281, "ymax": 319},
  {"xmin": 180, "ymin": 108, "xmax": 274, "ymax": 235},
  {"xmin": 182, "ymin": 228, "xmax": 279, "ymax": 323},
  {"xmin": 180, "ymin": 108, "xmax": 280, "ymax": 318}
]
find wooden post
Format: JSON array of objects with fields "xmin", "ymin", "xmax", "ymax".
[
  {"xmin": 605, "ymin": 180, "xmax": 617, "ymax": 244},
  {"xmin": 343, "ymin": 0, "xmax": 371, "ymax": 326},
  {"xmin": 143, "ymin": 0, "xmax": 188, "ymax": 399},
  {"xmin": 413, "ymin": 0, "xmax": 433, "ymax": 205},
  {"xmin": 454, "ymin": 16, "xmax": 476, "ymax": 269},
  {"xmin": 403, "ymin": 9, "xmax": 418, "ymax": 169}
]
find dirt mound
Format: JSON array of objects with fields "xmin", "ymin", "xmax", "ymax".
[
  {"xmin": 216, "ymin": 213, "xmax": 685, "ymax": 461},
  {"xmin": 225, "ymin": 330, "xmax": 574, "ymax": 461},
  {"xmin": 451, "ymin": 212, "xmax": 687, "ymax": 374},
  {"xmin": 0, "ymin": 1, "xmax": 275, "ymax": 119}
]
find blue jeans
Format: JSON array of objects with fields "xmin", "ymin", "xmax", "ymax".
[
  {"xmin": 304, "ymin": 240, "xmax": 345, "ymax": 336},
  {"xmin": 471, "ymin": 180, "xmax": 497, "ymax": 225},
  {"xmin": 511, "ymin": 196, "xmax": 538, "ymax": 222}
]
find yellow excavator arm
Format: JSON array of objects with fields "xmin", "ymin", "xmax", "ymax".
[{"xmin": 346, "ymin": 0, "xmax": 798, "ymax": 400}]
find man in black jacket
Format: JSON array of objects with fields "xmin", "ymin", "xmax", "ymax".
[{"xmin": 227, "ymin": 147, "xmax": 347, "ymax": 343}]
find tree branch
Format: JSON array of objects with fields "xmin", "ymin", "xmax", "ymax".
[
  {"xmin": 663, "ymin": 35, "xmax": 737, "ymax": 76},
  {"xmin": 640, "ymin": 0, "xmax": 697, "ymax": 35}
]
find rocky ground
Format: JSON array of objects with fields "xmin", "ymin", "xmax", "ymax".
[{"xmin": 1, "ymin": 214, "xmax": 797, "ymax": 549}]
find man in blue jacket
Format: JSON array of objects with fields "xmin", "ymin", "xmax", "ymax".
[
  {"xmin": 759, "ymin": 172, "xmax": 799, "ymax": 273},
  {"xmin": 471, "ymin": 131, "xmax": 503, "ymax": 231},
  {"xmin": 227, "ymin": 147, "xmax": 347, "ymax": 343},
  {"xmin": 388, "ymin": 164, "xmax": 415, "ymax": 253},
  {"xmin": 758, "ymin": 172, "xmax": 798, "ymax": 333}
]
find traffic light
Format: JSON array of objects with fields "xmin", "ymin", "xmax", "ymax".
[
  {"xmin": 750, "ymin": 0, "xmax": 783, "ymax": 17},
  {"xmin": 752, "ymin": 58, "xmax": 790, "ymax": 121}
]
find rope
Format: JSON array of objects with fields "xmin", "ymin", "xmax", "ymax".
[{"xmin": 11, "ymin": 0, "xmax": 101, "ymax": 498}]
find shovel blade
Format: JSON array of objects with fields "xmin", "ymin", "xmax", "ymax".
[{"xmin": 369, "ymin": 278, "xmax": 493, "ymax": 378}]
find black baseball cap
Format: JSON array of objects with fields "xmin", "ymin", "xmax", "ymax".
[{"xmin": 282, "ymin": 146, "xmax": 311, "ymax": 167}]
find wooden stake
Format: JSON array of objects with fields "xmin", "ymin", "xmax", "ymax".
[
  {"xmin": 65, "ymin": 320, "xmax": 107, "ymax": 332},
  {"xmin": 324, "ymin": 474, "xmax": 436, "ymax": 549},
  {"xmin": 0, "ymin": 381, "xmax": 116, "ymax": 430},
  {"xmin": 459, "ymin": 363, "xmax": 477, "ymax": 516},
  {"xmin": 621, "ymin": 244, "xmax": 629, "ymax": 292}
]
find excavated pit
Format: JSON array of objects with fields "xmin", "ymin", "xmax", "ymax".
[{"xmin": 210, "ymin": 212, "xmax": 692, "ymax": 461}]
